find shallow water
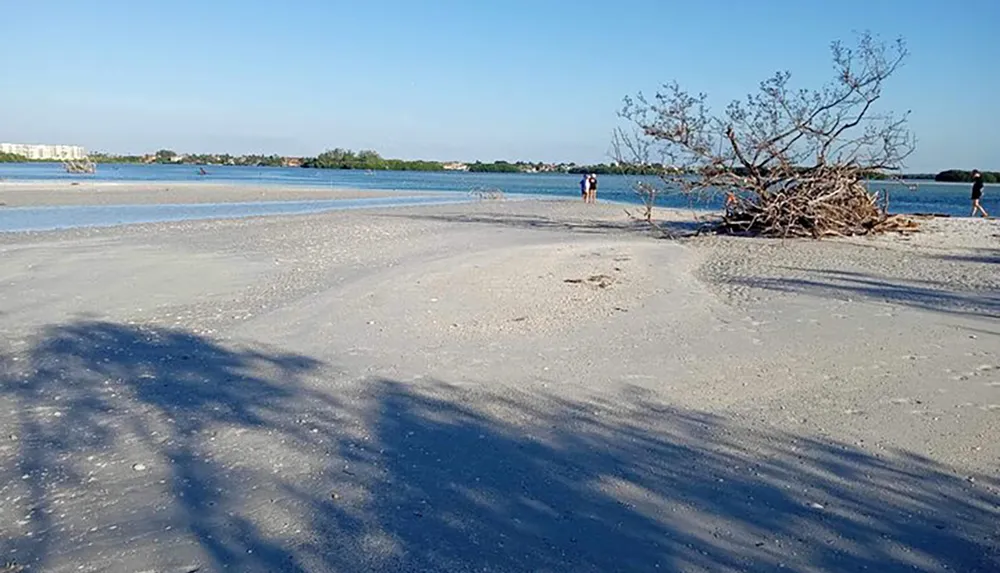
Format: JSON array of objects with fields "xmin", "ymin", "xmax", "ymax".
[
  {"xmin": 0, "ymin": 194, "xmax": 485, "ymax": 233},
  {"xmin": 0, "ymin": 163, "xmax": 995, "ymax": 218}
]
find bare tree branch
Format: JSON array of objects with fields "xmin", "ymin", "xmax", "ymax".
[{"xmin": 613, "ymin": 31, "xmax": 918, "ymax": 238}]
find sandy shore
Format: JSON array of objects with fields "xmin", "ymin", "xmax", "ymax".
[
  {"xmin": 0, "ymin": 198, "xmax": 997, "ymax": 572},
  {"xmin": 0, "ymin": 181, "xmax": 422, "ymax": 206}
]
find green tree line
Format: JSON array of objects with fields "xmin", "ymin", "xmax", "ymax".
[
  {"xmin": 566, "ymin": 163, "xmax": 666, "ymax": 176},
  {"xmin": 91, "ymin": 153, "xmax": 145, "ymax": 164},
  {"xmin": 91, "ymin": 150, "xmax": 287, "ymax": 167},
  {"xmin": 467, "ymin": 161, "xmax": 522, "ymax": 173},
  {"xmin": 185, "ymin": 153, "xmax": 285, "ymax": 167},
  {"xmin": 301, "ymin": 149, "xmax": 442, "ymax": 171},
  {"xmin": 10, "ymin": 146, "xmax": 996, "ymax": 181},
  {"xmin": 934, "ymin": 169, "xmax": 1000, "ymax": 183},
  {"xmin": 0, "ymin": 152, "xmax": 28, "ymax": 163}
]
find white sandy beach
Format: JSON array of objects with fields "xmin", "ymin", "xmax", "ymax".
[{"xmin": 0, "ymin": 190, "xmax": 997, "ymax": 572}]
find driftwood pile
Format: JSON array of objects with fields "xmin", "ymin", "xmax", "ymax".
[
  {"xmin": 720, "ymin": 175, "xmax": 920, "ymax": 238},
  {"xmin": 469, "ymin": 187, "xmax": 505, "ymax": 201},
  {"xmin": 615, "ymin": 33, "xmax": 919, "ymax": 241},
  {"xmin": 63, "ymin": 159, "xmax": 96, "ymax": 174}
]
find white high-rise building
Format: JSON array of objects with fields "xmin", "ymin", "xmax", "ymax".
[{"xmin": 0, "ymin": 143, "xmax": 88, "ymax": 161}]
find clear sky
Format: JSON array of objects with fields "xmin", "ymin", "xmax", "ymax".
[{"xmin": 1, "ymin": 0, "xmax": 996, "ymax": 171}]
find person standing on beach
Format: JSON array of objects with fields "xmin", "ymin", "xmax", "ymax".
[
  {"xmin": 971, "ymin": 170, "xmax": 989, "ymax": 217},
  {"xmin": 580, "ymin": 174, "xmax": 589, "ymax": 202},
  {"xmin": 587, "ymin": 174, "xmax": 598, "ymax": 204}
]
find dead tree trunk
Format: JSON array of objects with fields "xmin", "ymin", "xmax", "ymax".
[{"xmin": 615, "ymin": 31, "xmax": 918, "ymax": 238}]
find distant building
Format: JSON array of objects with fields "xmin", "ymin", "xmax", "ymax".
[
  {"xmin": 0, "ymin": 142, "xmax": 87, "ymax": 161},
  {"xmin": 442, "ymin": 162, "xmax": 468, "ymax": 171}
]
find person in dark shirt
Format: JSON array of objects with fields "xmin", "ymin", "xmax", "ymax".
[
  {"xmin": 971, "ymin": 170, "xmax": 989, "ymax": 218},
  {"xmin": 587, "ymin": 174, "xmax": 598, "ymax": 204}
]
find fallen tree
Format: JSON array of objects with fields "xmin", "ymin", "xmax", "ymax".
[{"xmin": 614, "ymin": 31, "xmax": 919, "ymax": 238}]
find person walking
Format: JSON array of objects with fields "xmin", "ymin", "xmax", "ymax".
[
  {"xmin": 587, "ymin": 174, "xmax": 598, "ymax": 204},
  {"xmin": 971, "ymin": 170, "xmax": 989, "ymax": 217}
]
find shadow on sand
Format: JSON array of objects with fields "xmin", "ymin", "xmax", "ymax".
[
  {"xmin": 384, "ymin": 209, "xmax": 712, "ymax": 238},
  {"xmin": 1, "ymin": 321, "xmax": 998, "ymax": 572},
  {"xmin": 725, "ymin": 267, "xmax": 1000, "ymax": 318},
  {"xmin": 934, "ymin": 248, "xmax": 1000, "ymax": 265}
]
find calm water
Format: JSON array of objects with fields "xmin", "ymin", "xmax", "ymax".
[
  {"xmin": 0, "ymin": 195, "xmax": 547, "ymax": 233},
  {"xmin": 0, "ymin": 162, "xmax": 994, "ymax": 219}
]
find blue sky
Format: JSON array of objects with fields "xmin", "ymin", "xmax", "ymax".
[{"xmin": 1, "ymin": 0, "xmax": 996, "ymax": 171}]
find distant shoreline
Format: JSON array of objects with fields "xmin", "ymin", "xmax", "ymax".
[
  {"xmin": 0, "ymin": 160, "xmax": 980, "ymax": 181},
  {"xmin": 1, "ymin": 165, "xmax": 992, "ymax": 218},
  {"xmin": 3, "ymin": 158, "xmax": 993, "ymax": 182}
]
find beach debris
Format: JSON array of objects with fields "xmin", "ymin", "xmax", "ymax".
[
  {"xmin": 614, "ymin": 31, "xmax": 920, "ymax": 239},
  {"xmin": 718, "ymin": 174, "xmax": 920, "ymax": 238},
  {"xmin": 132, "ymin": 463, "xmax": 148, "ymax": 472},
  {"xmin": 469, "ymin": 187, "xmax": 504, "ymax": 201},
  {"xmin": 63, "ymin": 158, "xmax": 96, "ymax": 174},
  {"xmin": 564, "ymin": 274, "xmax": 615, "ymax": 289}
]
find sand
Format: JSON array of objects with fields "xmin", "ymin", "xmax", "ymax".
[{"xmin": 0, "ymin": 192, "xmax": 997, "ymax": 572}]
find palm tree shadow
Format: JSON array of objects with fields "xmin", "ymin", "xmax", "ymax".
[
  {"xmin": 293, "ymin": 380, "xmax": 1000, "ymax": 572},
  {"xmin": 1, "ymin": 320, "xmax": 328, "ymax": 572},
  {"xmin": 2, "ymin": 324, "xmax": 998, "ymax": 572}
]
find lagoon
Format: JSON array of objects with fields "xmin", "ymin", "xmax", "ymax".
[
  {"xmin": 0, "ymin": 194, "xmax": 493, "ymax": 233},
  {"xmin": 0, "ymin": 162, "xmax": 992, "ymax": 219}
]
